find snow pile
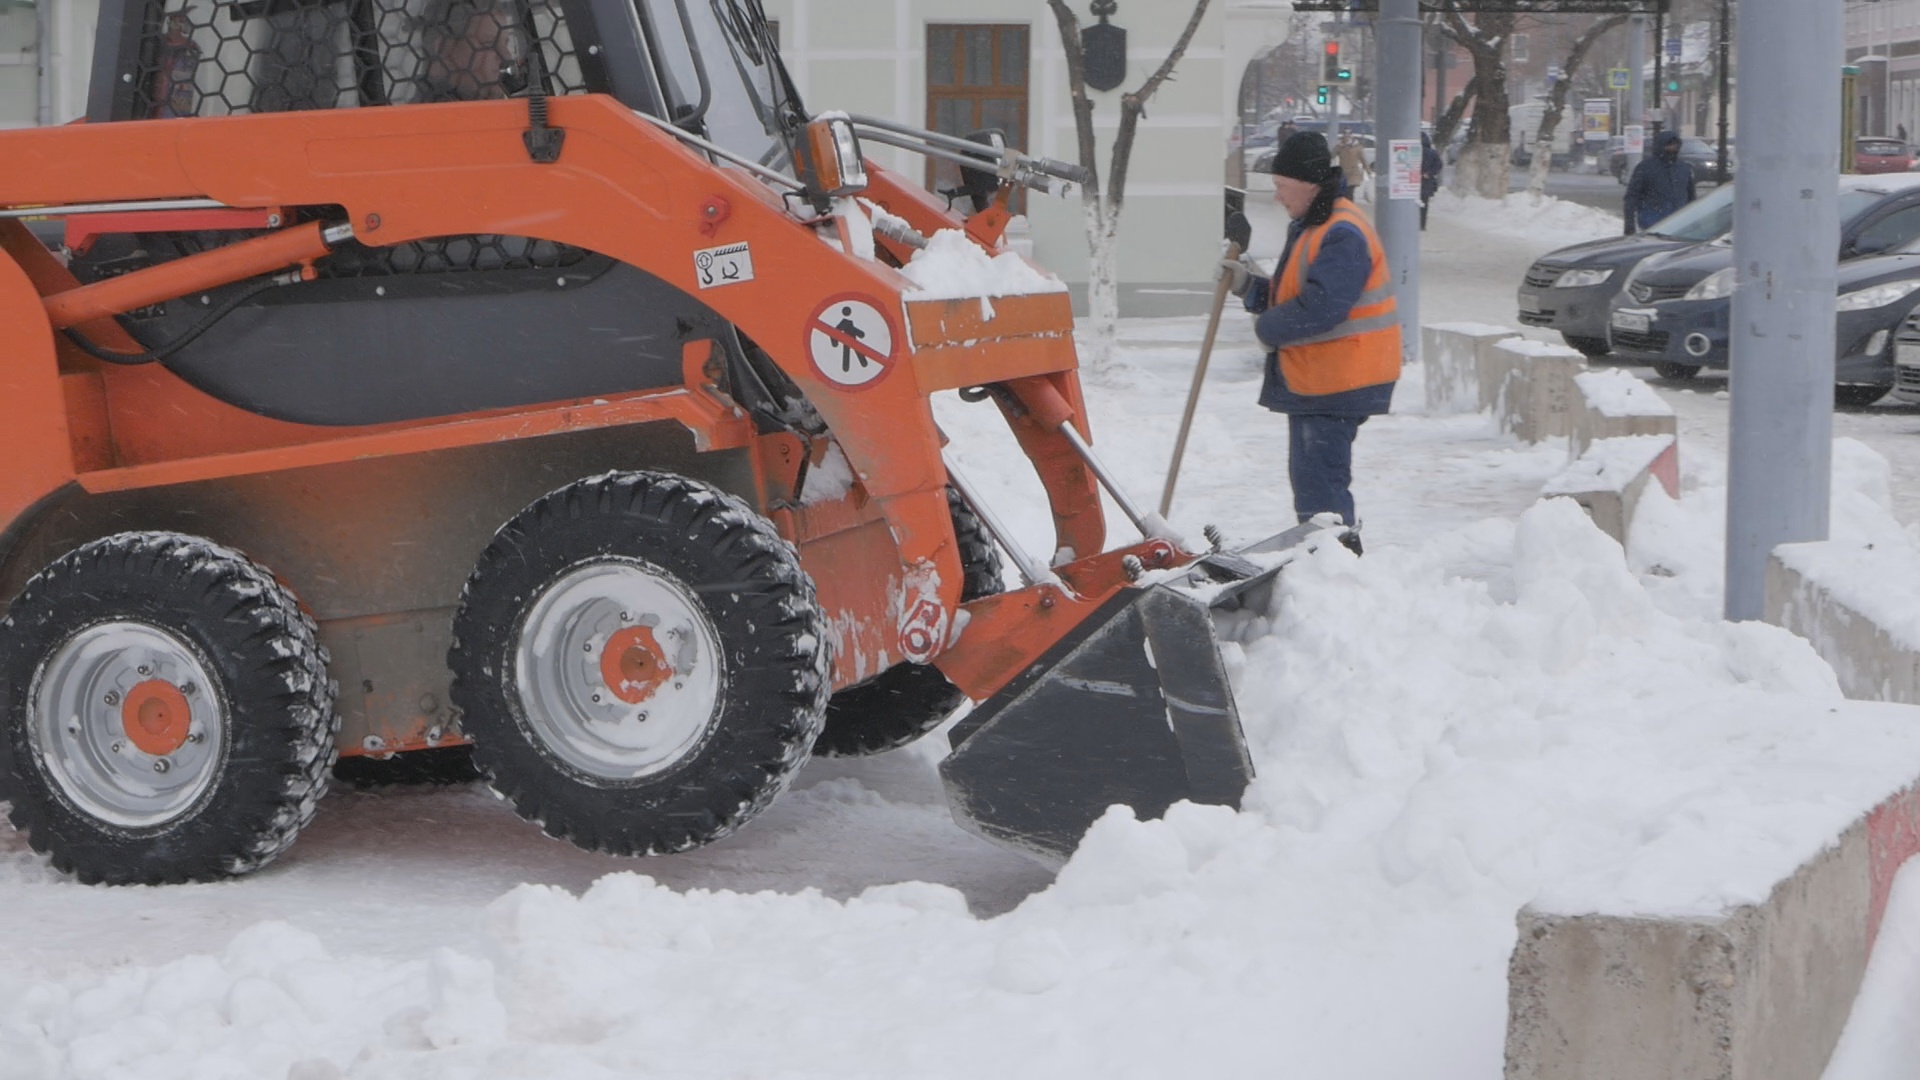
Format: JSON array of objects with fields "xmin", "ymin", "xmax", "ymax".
[
  {"xmin": 1430, "ymin": 188, "xmax": 1621, "ymax": 246},
  {"xmin": 1771, "ymin": 439, "xmax": 1920, "ymax": 652},
  {"xmin": 11, "ymin": 484, "xmax": 1920, "ymax": 1077},
  {"xmin": 1574, "ymin": 368, "xmax": 1675, "ymax": 419},
  {"xmin": 898, "ymin": 229, "xmax": 1068, "ymax": 302},
  {"xmin": 1541, "ymin": 432, "xmax": 1673, "ymax": 495}
]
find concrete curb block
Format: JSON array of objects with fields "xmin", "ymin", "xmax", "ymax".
[
  {"xmin": 1491, "ymin": 339, "xmax": 1585, "ymax": 443},
  {"xmin": 1421, "ymin": 322, "xmax": 1519, "ymax": 415},
  {"xmin": 1506, "ymin": 784, "xmax": 1920, "ymax": 1080},
  {"xmin": 1540, "ymin": 434, "xmax": 1679, "ymax": 546},
  {"xmin": 1570, "ymin": 369, "xmax": 1677, "ymax": 459},
  {"xmin": 1767, "ymin": 544, "xmax": 1920, "ymax": 703}
]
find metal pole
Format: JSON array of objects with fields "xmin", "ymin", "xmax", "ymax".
[
  {"xmin": 35, "ymin": 0, "xmax": 54, "ymax": 127},
  {"xmin": 1626, "ymin": 13, "xmax": 1647, "ymax": 173},
  {"xmin": 1717, "ymin": 0, "xmax": 1732, "ymax": 182},
  {"xmin": 1725, "ymin": 0, "xmax": 1841, "ymax": 621},
  {"xmin": 1373, "ymin": 0, "xmax": 1421, "ymax": 368},
  {"xmin": 1652, "ymin": 3, "xmax": 1665, "ymax": 136}
]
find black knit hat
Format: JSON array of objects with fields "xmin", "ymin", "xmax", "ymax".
[{"xmin": 1261, "ymin": 131, "xmax": 1336, "ymax": 183}]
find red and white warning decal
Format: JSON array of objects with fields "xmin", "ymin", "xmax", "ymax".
[{"xmin": 806, "ymin": 294, "xmax": 898, "ymax": 391}]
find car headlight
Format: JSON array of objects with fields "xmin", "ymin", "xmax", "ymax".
[
  {"xmin": 1836, "ymin": 279, "xmax": 1920, "ymax": 312},
  {"xmin": 1683, "ymin": 267, "xmax": 1736, "ymax": 301},
  {"xmin": 1553, "ymin": 267, "xmax": 1614, "ymax": 288}
]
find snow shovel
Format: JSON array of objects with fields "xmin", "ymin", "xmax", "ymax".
[{"xmin": 1160, "ymin": 211, "xmax": 1255, "ymax": 517}]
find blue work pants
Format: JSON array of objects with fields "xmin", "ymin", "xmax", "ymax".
[{"xmin": 1288, "ymin": 413, "xmax": 1367, "ymax": 525}]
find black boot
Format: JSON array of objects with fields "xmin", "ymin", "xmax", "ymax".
[{"xmin": 1338, "ymin": 529, "xmax": 1363, "ymax": 557}]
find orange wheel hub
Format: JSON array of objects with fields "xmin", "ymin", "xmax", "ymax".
[
  {"xmin": 121, "ymin": 678, "xmax": 192, "ymax": 756},
  {"xmin": 599, "ymin": 625, "xmax": 673, "ymax": 704}
]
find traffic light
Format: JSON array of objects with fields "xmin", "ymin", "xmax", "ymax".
[
  {"xmin": 1316, "ymin": 84, "xmax": 1330, "ymax": 106},
  {"xmin": 1666, "ymin": 78, "xmax": 1681, "ymax": 93},
  {"xmin": 1336, "ymin": 67, "xmax": 1353, "ymax": 82},
  {"xmin": 1323, "ymin": 41, "xmax": 1341, "ymax": 82}
]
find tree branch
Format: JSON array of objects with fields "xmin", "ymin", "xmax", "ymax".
[{"xmin": 1045, "ymin": 0, "xmax": 1101, "ymax": 203}]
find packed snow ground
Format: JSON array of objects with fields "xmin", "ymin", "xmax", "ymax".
[{"xmin": 7, "ymin": 193, "xmax": 1920, "ymax": 1078}]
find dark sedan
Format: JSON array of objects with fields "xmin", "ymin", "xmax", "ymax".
[
  {"xmin": 1611, "ymin": 135, "xmax": 1734, "ymax": 184},
  {"xmin": 1517, "ymin": 183, "xmax": 1733, "ymax": 356},
  {"xmin": 1608, "ymin": 174, "xmax": 1920, "ymax": 406}
]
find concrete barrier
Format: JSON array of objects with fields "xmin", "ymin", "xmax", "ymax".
[
  {"xmin": 1768, "ymin": 542, "xmax": 1920, "ymax": 704},
  {"xmin": 1421, "ymin": 322, "xmax": 1519, "ymax": 415},
  {"xmin": 1570, "ymin": 369, "xmax": 1677, "ymax": 459},
  {"xmin": 1540, "ymin": 434, "xmax": 1680, "ymax": 546},
  {"xmin": 1506, "ymin": 784, "xmax": 1920, "ymax": 1080},
  {"xmin": 1490, "ymin": 339, "xmax": 1586, "ymax": 443}
]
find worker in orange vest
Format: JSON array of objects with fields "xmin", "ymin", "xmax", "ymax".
[{"xmin": 1225, "ymin": 132, "xmax": 1401, "ymax": 554}]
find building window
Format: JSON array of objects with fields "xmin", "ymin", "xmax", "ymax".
[
  {"xmin": 1511, "ymin": 34, "xmax": 1528, "ymax": 63},
  {"xmin": 926, "ymin": 23, "xmax": 1029, "ymax": 210}
]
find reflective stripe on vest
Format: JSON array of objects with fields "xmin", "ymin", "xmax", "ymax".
[{"xmin": 1269, "ymin": 200, "xmax": 1402, "ymax": 397}]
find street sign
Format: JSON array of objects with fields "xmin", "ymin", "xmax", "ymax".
[
  {"xmin": 1624, "ymin": 124, "xmax": 1645, "ymax": 156},
  {"xmin": 1666, "ymin": 37, "xmax": 1681, "ymax": 59},
  {"xmin": 1608, "ymin": 67, "xmax": 1630, "ymax": 90}
]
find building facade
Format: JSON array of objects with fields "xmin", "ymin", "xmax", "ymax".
[{"xmin": 1847, "ymin": 0, "xmax": 1920, "ymax": 140}]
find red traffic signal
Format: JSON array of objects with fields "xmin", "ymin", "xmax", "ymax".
[{"xmin": 1325, "ymin": 41, "xmax": 1340, "ymax": 56}]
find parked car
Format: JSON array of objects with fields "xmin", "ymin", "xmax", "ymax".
[
  {"xmin": 1608, "ymin": 173, "xmax": 1920, "ymax": 405},
  {"xmin": 1855, "ymin": 138, "xmax": 1914, "ymax": 174},
  {"xmin": 1517, "ymin": 183, "xmax": 1735, "ymax": 356},
  {"xmin": 1610, "ymin": 135, "xmax": 1734, "ymax": 184}
]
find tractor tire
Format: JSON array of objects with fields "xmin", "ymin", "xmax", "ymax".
[
  {"xmin": 448, "ymin": 472, "xmax": 830, "ymax": 857},
  {"xmin": 812, "ymin": 487, "xmax": 1005, "ymax": 758},
  {"xmin": 0, "ymin": 533, "xmax": 338, "ymax": 885},
  {"xmin": 1653, "ymin": 361, "xmax": 1701, "ymax": 382},
  {"xmin": 1837, "ymin": 383, "xmax": 1893, "ymax": 408}
]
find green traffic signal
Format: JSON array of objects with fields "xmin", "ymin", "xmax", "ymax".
[
  {"xmin": 1666, "ymin": 80, "xmax": 1680, "ymax": 92},
  {"xmin": 1336, "ymin": 68, "xmax": 1352, "ymax": 82},
  {"xmin": 1316, "ymin": 85, "xmax": 1330, "ymax": 105}
]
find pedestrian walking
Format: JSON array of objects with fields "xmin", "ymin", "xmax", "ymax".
[
  {"xmin": 1336, "ymin": 133, "xmax": 1371, "ymax": 203},
  {"xmin": 1420, "ymin": 131, "xmax": 1443, "ymax": 230},
  {"xmin": 1220, "ymin": 132, "xmax": 1401, "ymax": 553},
  {"xmin": 1622, "ymin": 130, "xmax": 1697, "ymax": 235}
]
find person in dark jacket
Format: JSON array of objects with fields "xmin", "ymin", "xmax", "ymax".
[
  {"xmin": 1419, "ymin": 131, "xmax": 1443, "ymax": 230},
  {"xmin": 1623, "ymin": 130, "xmax": 1696, "ymax": 234},
  {"xmin": 1224, "ymin": 133, "xmax": 1401, "ymax": 552}
]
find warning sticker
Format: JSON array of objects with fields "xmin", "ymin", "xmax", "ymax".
[
  {"xmin": 806, "ymin": 294, "xmax": 898, "ymax": 391},
  {"xmin": 694, "ymin": 242, "xmax": 754, "ymax": 289}
]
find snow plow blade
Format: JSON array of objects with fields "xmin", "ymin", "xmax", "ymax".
[{"xmin": 938, "ymin": 524, "xmax": 1318, "ymax": 866}]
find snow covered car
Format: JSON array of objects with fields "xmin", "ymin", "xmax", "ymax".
[
  {"xmin": 1517, "ymin": 184, "xmax": 1733, "ymax": 356},
  {"xmin": 1609, "ymin": 176, "xmax": 1920, "ymax": 406}
]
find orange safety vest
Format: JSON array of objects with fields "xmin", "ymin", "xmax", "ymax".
[{"xmin": 1269, "ymin": 200, "xmax": 1402, "ymax": 397}]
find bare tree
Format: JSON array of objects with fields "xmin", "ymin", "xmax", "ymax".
[
  {"xmin": 1431, "ymin": 4, "xmax": 1516, "ymax": 199},
  {"xmin": 1046, "ymin": 0, "xmax": 1211, "ymax": 367},
  {"xmin": 1524, "ymin": 15, "xmax": 1626, "ymax": 196}
]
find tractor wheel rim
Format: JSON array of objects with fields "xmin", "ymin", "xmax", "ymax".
[
  {"xmin": 514, "ymin": 559, "xmax": 724, "ymax": 781},
  {"xmin": 29, "ymin": 621, "xmax": 226, "ymax": 828}
]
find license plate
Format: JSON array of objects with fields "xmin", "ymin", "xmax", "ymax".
[
  {"xmin": 1517, "ymin": 292, "xmax": 1541, "ymax": 314},
  {"xmin": 1898, "ymin": 342, "xmax": 1920, "ymax": 369},
  {"xmin": 1612, "ymin": 309, "xmax": 1652, "ymax": 334}
]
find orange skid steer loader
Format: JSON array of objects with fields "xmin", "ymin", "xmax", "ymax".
[{"xmin": 0, "ymin": 0, "xmax": 1291, "ymax": 884}]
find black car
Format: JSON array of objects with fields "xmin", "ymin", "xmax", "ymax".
[
  {"xmin": 1610, "ymin": 135, "xmax": 1734, "ymax": 184},
  {"xmin": 1608, "ymin": 174, "xmax": 1920, "ymax": 406},
  {"xmin": 1518, "ymin": 183, "xmax": 1734, "ymax": 356}
]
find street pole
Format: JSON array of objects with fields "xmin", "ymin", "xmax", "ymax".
[
  {"xmin": 1653, "ymin": 2, "xmax": 1665, "ymax": 136},
  {"xmin": 36, "ymin": 0, "xmax": 54, "ymax": 127},
  {"xmin": 1716, "ymin": 0, "xmax": 1732, "ymax": 182},
  {"xmin": 1373, "ymin": 0, "xmax": 1420, "ymax": 368},
  {"xmin": 1725, "ymin": 0, "xmax": 1841, "ymax": 622},
  {"xmin": 1627, "ymin": 13, "xmax": 1647, "ymax": 173}
]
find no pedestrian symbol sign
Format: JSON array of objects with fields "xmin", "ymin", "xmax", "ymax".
[{"xmin": 806, "ymin": 295, "xmax": 898, "ymax": 391}]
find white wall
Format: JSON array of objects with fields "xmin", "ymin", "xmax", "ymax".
[
  {"xmin": 0, "ymin": 0, "xmax": 98, "ymax": 128},
  {"xmin": 764, "ymin": 0, "xmax": 1249, "ymax": 308}
]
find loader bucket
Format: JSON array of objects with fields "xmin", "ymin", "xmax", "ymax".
[
  {"xmin": 937, "ymin": 522, "xmax": 1327, "ymax": 865},
  {"xmin": 938, "ymin": 577, "xmax": 1265, "ymax": 866}
]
